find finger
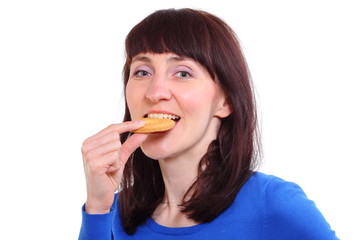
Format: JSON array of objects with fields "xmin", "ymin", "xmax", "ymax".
[
  {"xmin": 106, "ymin": 134, "xmax": 147, "ymax": 190},
  {"xmin": 106, "ymin": 151, "xmax": 122, "ymax": 172},
  {"xmin": 85, "ymin": 139, "xmax": 121, "ymax": 160},
  {"xmin": 120, "ymin": 133, "xmax": 148, "ymax": 164},
  {"xmin": 83, "ymin": 131, "xmax": 121, "ymax": 153},
  {"xmin": 106, "ymin": 152, "xmax": 123, "ymax": 190},
  {"xmin": 85, "ymin": 150, "xmax": 120, "ymax": 175},
  {"xmin": 84, "ymin": 121, "xmax": 146, "ymax": 144}
]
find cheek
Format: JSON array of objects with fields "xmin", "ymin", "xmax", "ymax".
[
  {"xmin": 125, "ymin": 86, "xmax": 132, "ymax": 106},
  {"xmin": 125, "ymin": 83, "xmax": 143, "ymax": 118},
  {"xmin": 180, "ymin": 87, "xmax": 219, "ymax": 113}
]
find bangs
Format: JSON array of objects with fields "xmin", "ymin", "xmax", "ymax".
[{"xmin": 125, "ymin": 9, "xmax": 214, "ymax": 74}]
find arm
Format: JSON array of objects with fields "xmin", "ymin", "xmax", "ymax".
[
  {"xmin": 78, "ymin": 203, "xmax": 115, "ymax": 240},
  {"xmin": 78, "ymin": 121, "xmax": 147, "ymax": 239}
]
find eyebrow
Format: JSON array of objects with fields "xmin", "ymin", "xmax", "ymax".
[
  {"xmin": 167, "ymin": 56, "xmax": 187, "ymax": 63},
  {"xmin": 131, "ymin": 55, "xmax": 151, "ymax": 63},
  {"xmin": 131, "ymin": 55, "xmax": 189, "ymax": 64}
]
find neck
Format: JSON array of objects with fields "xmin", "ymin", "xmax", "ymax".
[
  {"xmin": 153, "ymin": 157, "xmax": 201, "ymax": 227},
  {"xmin": 158, "ymin": 155, "xmax": 199, "ymax": 204}
]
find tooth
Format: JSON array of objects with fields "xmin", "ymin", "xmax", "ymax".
[{"xmin": 147, "ymin": 113, "xmax": 180, "ymax": 120}]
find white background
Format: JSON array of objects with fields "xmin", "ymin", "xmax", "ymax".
[{"xmin": 0, "ymin": 0, "xmax": 361, "ymax": 239}]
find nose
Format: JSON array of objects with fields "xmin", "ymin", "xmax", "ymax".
[{"xmin": 145, "ymin": 73, "xmax": 171, "ymax": 103}]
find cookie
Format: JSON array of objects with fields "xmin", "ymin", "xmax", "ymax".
[{"xmin": 132, "ymin": 118, "xmax": 176, "ymax": 133}]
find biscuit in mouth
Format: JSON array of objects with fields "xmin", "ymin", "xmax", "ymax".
[{"xmin": 132, "ymin": 114, "xmax": 179, "ymax": 133}]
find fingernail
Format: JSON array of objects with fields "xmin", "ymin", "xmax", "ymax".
[{"xmin": 134, "ymin": 120, "xmax": 145, "ymax": 126}]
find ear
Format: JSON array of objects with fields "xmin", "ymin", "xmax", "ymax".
[{"xmin": 214, "ymin": 95, "xmax": 232, "ymax": 118}]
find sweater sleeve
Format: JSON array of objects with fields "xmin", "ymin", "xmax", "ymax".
[
  {"xmin": 78, "ymin": 204, "xmax": 115, "ymax": 240},
  {"xmin": 263, "ymin": 177, "xmax": 339, "ymax": 240}
]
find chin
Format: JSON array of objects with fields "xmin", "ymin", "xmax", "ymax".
[
  {"xmin": 140, "ymin": 147, "xmax": 174, "ymax": 160},
  {"xmin": 140, "ymin": 137, "xmax": 176, "ymax": 160}
]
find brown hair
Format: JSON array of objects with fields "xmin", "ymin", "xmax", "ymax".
[{"xmin": 120, "ymin": 8, "xmax": 260, "ymax": 235}]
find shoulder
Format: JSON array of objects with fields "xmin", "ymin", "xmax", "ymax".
[
  {"xmin": 244, "ymin": 171, "xmax": 295, "ymax": 187},
  {"xmin": 248, "ymin": 172, "xmax": 306, "ymax": 202},
  {"xmin": 237, "ymin": 172, "xmax": 301, "ymax": 199},
  {"xmin": 243, "ymin": 172, "xmax": 338, "ymax": 239},
  {"xmin": 249, "ymin": 172, "xmax": 317, "ymax": 215},
  {"xmin": 250, "ymin": 172, "xmax": 314, "ymax": 220},
  {"xmin": 229, "ymin": 172, "xmax": 306, "ymax": 226}
]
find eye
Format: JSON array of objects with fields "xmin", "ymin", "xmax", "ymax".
[
  {"xmin": 134, "ymin": 70, "xmax": 150, "ymax": 77},
  {"xmin": 175, "ymin": 71, "xmax": 191, "ymax": 78}
]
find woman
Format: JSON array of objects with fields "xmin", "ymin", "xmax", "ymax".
[{"xmin": 79, "ymin": 8, "xmax": 338, "ymax": 239}]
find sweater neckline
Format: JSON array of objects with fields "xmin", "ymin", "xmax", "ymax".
[{"xmin": 146, "ymin": 218, "xmax": 208, "ymax": 235}]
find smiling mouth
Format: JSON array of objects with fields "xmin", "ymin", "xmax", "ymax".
[{"xmin": 145, "ymin": 113, "xmax": 181, "ymax": 122}]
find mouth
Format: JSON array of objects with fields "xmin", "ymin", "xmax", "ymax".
[{"xmin": 144, "ymin": 113, "xmax": 181, "ymax": 122}]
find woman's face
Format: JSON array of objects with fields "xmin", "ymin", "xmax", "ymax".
[{"xmin": 126, "ymin": 53, "xmax": 230, "ymax": 161}]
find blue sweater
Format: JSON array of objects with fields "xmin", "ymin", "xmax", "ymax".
[{"xmin": 79, "ymin": 172, "xmax": 338, "ymax": 239}]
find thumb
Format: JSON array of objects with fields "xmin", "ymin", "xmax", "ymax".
[
  {"xmin": 106, "ymin": 133, "xmax": 147, "ymax": 190},
  {"xmin": 120, "ymin": 133, "xmax": 148, "ymax": 165}
]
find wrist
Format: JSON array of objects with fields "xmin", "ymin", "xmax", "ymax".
[{"xmin": 85, "ymin": 201, "xmax": 111, "ymax": 214}]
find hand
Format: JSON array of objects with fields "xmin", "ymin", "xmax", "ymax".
[{"xmin": 81, "ymin": 121, "xmax": 146, "ymax": 214}]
